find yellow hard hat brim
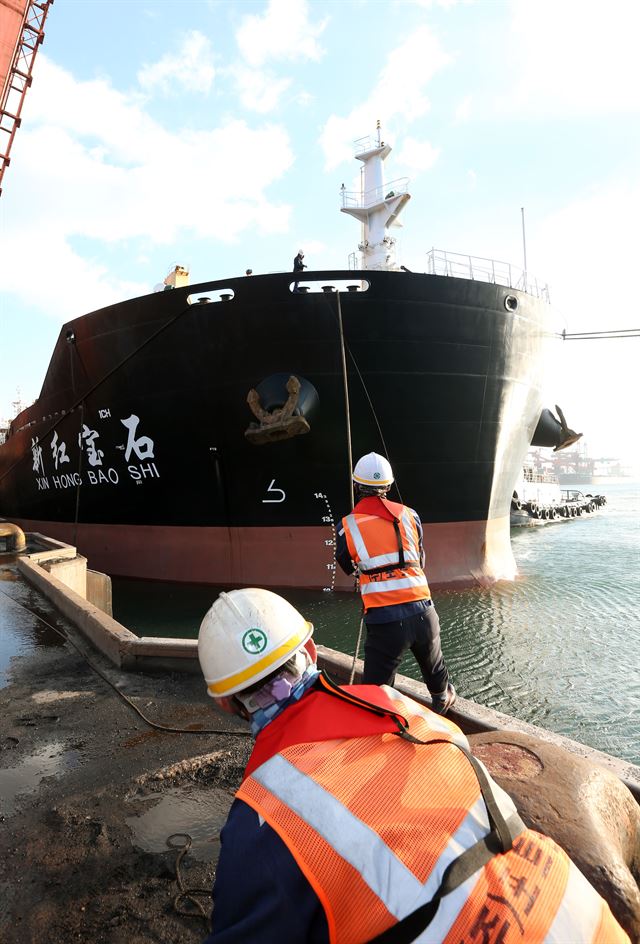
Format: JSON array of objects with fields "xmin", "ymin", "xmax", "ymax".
[
  {"xmin": 207, "ymin": 621, "xmax": 313, "ymax": 697},
  {"xmin": 353, "ymin": 475, "xmax": 393, "ymax": 486}
]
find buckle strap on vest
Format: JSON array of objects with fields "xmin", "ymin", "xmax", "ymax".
[
  {"xmin": 366, "ymin": 812, "xmax": 526, "ymax": 944},
  {"xmin": 315, "ymin": 672, "xmax": 411, "ymax": 734},
  {"xmin": 395, "ymin": 727, "xmax": 524, "ymax": 853},
  {"xmin": 360, "ymin": 560, "xmax": 420, "ymax": 577},
  {"xmin": 392, "ymin": 517, "xmax": 406, "ymax": 568},
  {"xmin": 314, "ymin": 676, "xmax": 527, "ymax": 944},
  {"xmin": 357, "ymin": 511, "xmax": 409, "ymax": 575},
  {"xmin": 367, "ymin": 728, "xmax": 527, "ymax": 944}
]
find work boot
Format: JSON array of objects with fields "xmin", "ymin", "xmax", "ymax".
[{"xmin": 431, "ymin": 683, "xmax": 456, "ymax": 716}]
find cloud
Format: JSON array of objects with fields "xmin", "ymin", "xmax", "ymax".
[
  {"xmin": 407, "ymin": 0, "xmax": 465, "ymax": 7},
  {"xmin": 320, "ymin": 26, "xmax": 451, "ymax": 170},
  {"xmin": 0, "ymin": 56, "xmax": 294, "ymax": 319},
  {"xmin": 22, "ymin": 58, "xmax": 173, "ymax": 165},
  {"xmin": 137, "ymin": 30, "xmax": 216, "ymax": 95},
  {"xmin": 454, "ymin": 95, "xmax": 472, "ymax": 123},
  {"xmin": 532, "ymin": 178, "xmax": 640, "ymax": 329},
  {"xmin": 395, "ymin": 137, "xmax": 440, "ymax": 173},
  {"xmin": 2, "ymin": 224, "xmax": 148, "ymax": 321},
  {"xmin": 531, "ymin": 180, "xmax": 640, "ymax": 462},
  {"xmin": 230, "ymin": 64, "xmax": 292, "ymax": 113},
  {"xmin": 236, "ymin": 0, "xmax": 328, "ymax": 68},
  {"xmin": 502, "ymin": 0, "xmax": 640, "ymax": 116}
]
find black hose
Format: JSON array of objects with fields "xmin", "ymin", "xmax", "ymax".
[{"xmin": 0, "ymin": 584, "xmax": 251, "ymax": 738}]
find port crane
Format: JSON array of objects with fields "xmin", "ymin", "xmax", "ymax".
[{"xmin": 0, "ymin": 0, "xmax": 53, "ymax": 195}]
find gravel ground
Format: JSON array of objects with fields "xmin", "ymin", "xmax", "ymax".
[{"xmin": 0, "ymin": 570, "xmax": 251, "ymax": 944}]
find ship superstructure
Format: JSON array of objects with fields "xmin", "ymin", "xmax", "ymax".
[{"xmin": 340, "ymin": 121, "xmax": 410, "ymax": 271}]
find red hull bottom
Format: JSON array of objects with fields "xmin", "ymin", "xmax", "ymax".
[{"xmin": 11, "ymin": 517, "xmax": 516, "ymax": 589}]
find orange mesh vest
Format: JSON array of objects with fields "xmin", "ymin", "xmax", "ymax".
[
  {"xmin": 341, "ymin": 498, "xmax": 431, "ymax": 611},
  {"xmin": 237, "ymin": 682, "xmax": 628, "ymax": 944}
]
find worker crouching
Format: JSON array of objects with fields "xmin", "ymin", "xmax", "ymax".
[{"xmin": 197, "ymin": 588, "xmax": 628, "ymax": 943}]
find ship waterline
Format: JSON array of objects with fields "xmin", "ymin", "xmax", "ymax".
[{"xmin": 7, "ymin": 515, "xmax": 515, "ymax": 589}]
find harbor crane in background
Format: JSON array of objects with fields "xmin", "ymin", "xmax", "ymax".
[{"xmin": 0, "ymin": 0, "xmax": 53, "ymax": 196}]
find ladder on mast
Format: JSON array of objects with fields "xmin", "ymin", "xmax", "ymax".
[{"xmin": 0, "ymin": 0, "xmax": 53, "ymax": 196}]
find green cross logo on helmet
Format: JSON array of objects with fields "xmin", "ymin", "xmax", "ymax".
[{"xmin": 242, "ymin": 628, "xmax": 268, "ymax": 654}]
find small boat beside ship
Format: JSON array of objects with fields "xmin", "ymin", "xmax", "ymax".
[{"xmin": 511, "ymin": 464, "xmax": 606, "ymax": 525}]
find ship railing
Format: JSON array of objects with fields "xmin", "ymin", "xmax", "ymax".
[
  {"xmin": 426, "ymin": 248, "xmax": 550, "ymax": 301},
  {"xmin": 353, "ymin": 134, "xmax": 385, "ymax": 155},
  {"xmin": 523, "ymin": 467, "xmax": 558, "ymax": 484},
  {"xmin": 341, "ymin": 177, "xmax": 409, "ymax": 210}
]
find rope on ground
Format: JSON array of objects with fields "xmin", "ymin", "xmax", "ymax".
[
  {"xmin": 166, "ymin": 833, "xmax": 215, "ymax": 931},
  {"xmin": 0, "ymin": 585, "xmax": 251, "ymax": 737}
]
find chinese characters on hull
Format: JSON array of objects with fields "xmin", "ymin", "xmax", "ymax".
[{"xmin": 31, "ymin": 412, "xmax": 161, "ymax": 492}]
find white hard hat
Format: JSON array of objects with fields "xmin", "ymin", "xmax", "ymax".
[
  {"xmin": 352, "ymin": 452, "xmax": 394, "ymax": 487},
  {"xmin": 198, "ymin": 588, "xmax": 313, "ymax": 698},
  {"xmin": 298, "ymin": 249, "xmax": 304, "ymax": 256}
]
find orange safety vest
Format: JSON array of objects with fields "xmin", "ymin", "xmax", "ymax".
[
  {"xmin": 238, "ymin": 678, "xmax": 628, "ymax": 944},
  {"xmin": 341, "ymin": 497, "xmax": 431, "ymax": 611}
]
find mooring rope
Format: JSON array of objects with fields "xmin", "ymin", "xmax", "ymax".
[{"xmin": 349, "ymin": 616, "xmax": 365, "ymax": 685}]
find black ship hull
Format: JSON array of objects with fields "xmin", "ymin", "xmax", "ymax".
[{"xmin": 0, "ymin": 270, "xmax": 556, "ymax": 589}]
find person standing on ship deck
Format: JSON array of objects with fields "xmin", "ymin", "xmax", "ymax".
[
  {"xmin": 292, "ymin": 249, "xmax": 306, "ymax": 292},
  {"xmin": 336, "ymin": 452, "xmax": 456, "ymax": 714}
]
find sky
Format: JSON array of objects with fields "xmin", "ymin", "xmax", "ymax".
[{"xmin": 1, "ymin": 0, "xmax": 639, "ymax": 467}]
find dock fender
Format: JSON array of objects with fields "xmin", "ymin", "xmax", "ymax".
[
  {"xmin": 531, "ymin": 405, "xmax": 583, "ymax": 452},
  {"xmin": 469, "ymin": 730, "xmax": 640, "ymax": 940}
]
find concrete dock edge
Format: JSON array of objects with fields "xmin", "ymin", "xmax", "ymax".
[{"xmin": 17, "ymin": 551, "xmax": 640, "ymax": 803}]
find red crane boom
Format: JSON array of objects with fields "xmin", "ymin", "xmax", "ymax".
[{"xmin": 0, "ymin": 0, "xmax": 53, "ymax": 196}]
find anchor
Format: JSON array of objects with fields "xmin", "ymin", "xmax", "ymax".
[
  {"xmin": 245, "ymin": 375, "xmax": 311, "ymax": 445},
  {"xmin": 531, "ymin": 405, "xmax": 582, "ymax": 452},
  {"xmin": 552, "ymin": 404, "xmax": 583, "ymax": 452}
]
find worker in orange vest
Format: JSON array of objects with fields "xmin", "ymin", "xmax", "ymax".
[
  {"xmin": 336, "ymin": 452, "xmax": 455, "ymax": 713},
  {"xmin": 197, "ymin": 588, "xmax": 629, "ymax": 944}
]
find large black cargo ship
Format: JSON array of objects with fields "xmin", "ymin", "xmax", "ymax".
[{"xmin": 0, "ymin": 129, "xmax": 574, "ymax": 589}]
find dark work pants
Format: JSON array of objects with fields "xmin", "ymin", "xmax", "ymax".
[{"xmin": 361, "ymin": 605, "xmax": 449, "ymax": 695}]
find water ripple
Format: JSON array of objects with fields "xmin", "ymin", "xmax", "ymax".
[{"xmin": 109, "ymin": 482, "xmax": 640, "ymax": 767}]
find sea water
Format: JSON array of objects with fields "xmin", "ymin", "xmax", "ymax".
[{"xmin": 112, "ymin": 481, "xmax": 640, "ymax": 766}]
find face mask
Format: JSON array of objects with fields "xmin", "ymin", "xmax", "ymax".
[
  {"xmin": 237, "ymin": 648, "xmax": 319, "ymax": 734},
  {"xmin": 237, "ymin": 649, "xmax": 313, "ymax": 714}
]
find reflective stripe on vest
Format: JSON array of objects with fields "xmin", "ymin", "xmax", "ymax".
[
  {"xmin": 342, "ymin": 506, "xmax": 430, "ymax": 610},
  {"xmin": 237, "ymin": 688, "xmax": 629, "ymax": 944},
  {"xmin": 360, "ymin": 573, "xmax": 427, "ymax": 595},
  {"xmin": 344, "ymin": 508, "xmax": 421, "ymax": 571},
  {"xmin": 542, "ymin": 859, "xmax": 622, "ymax": 944}
]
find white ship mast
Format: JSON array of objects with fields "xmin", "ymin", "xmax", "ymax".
[{"xmin": 340, "ymin": 121, "xmax": 411, "ymax": 271}]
